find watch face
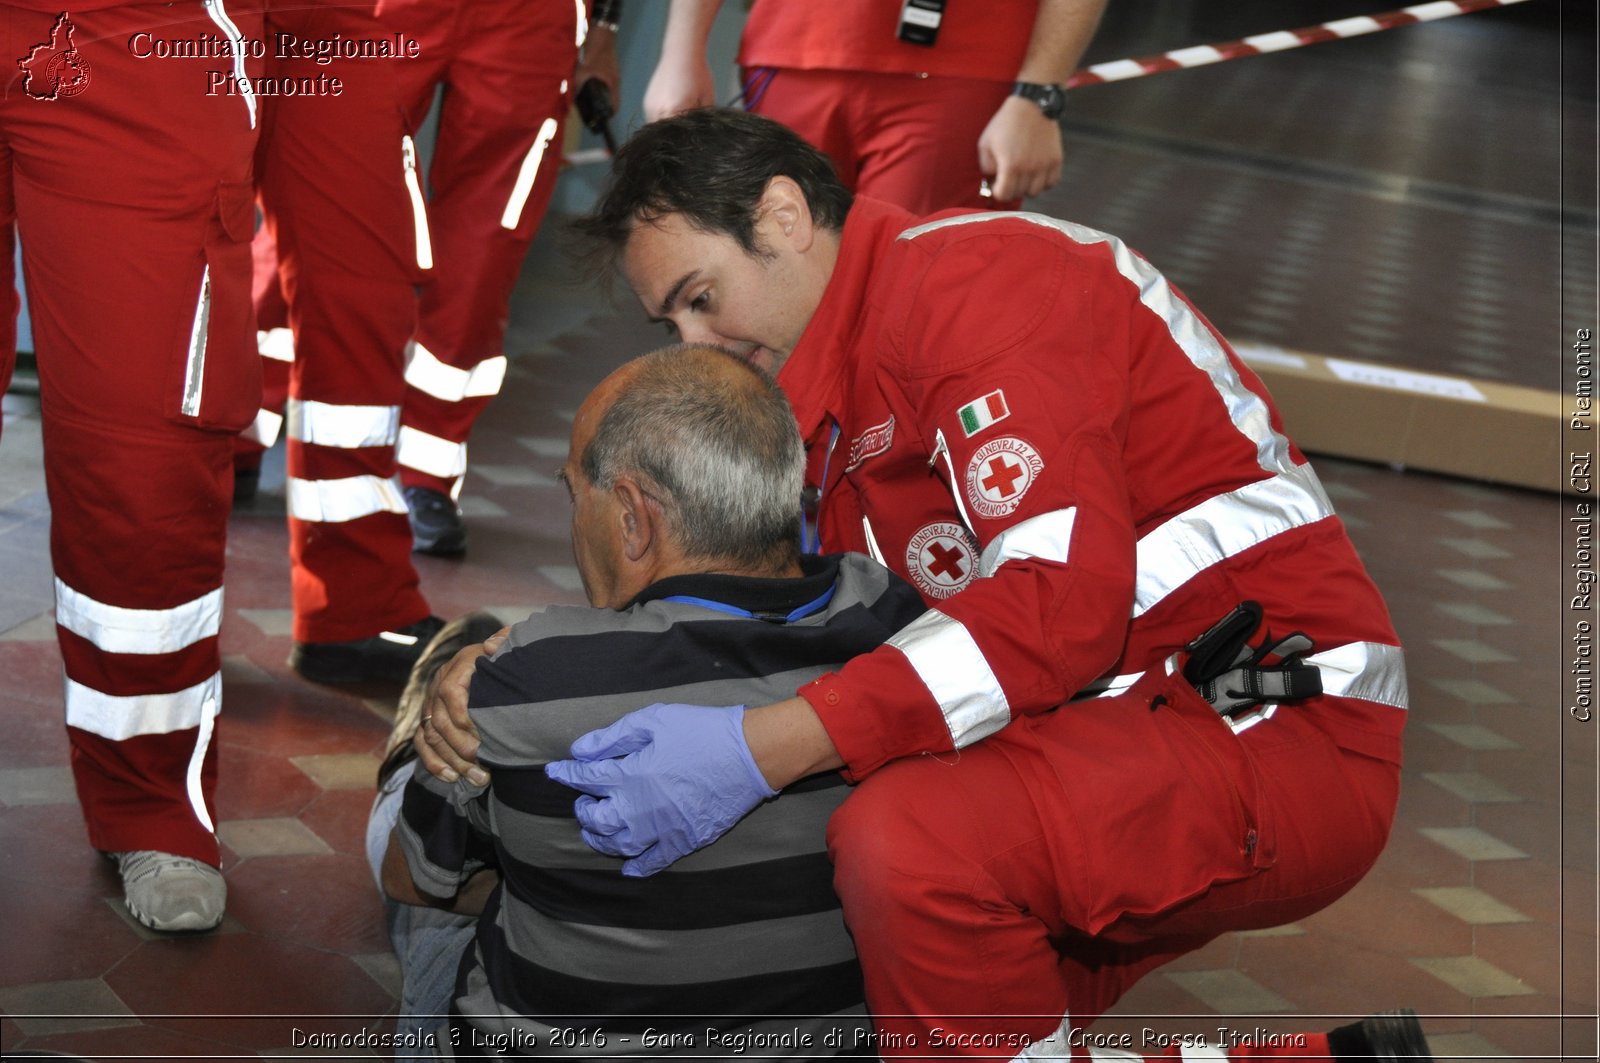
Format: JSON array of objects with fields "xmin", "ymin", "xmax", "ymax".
[{"xmin": 1016, "ymin": 82, "xmax": 1065, "ymax": 120}]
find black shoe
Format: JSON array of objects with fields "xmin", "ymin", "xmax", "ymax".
[
  {"xmin": 405, "ymin": 486, "xmax": 467, "ymax": 557},
  {"xmin": 290, "ymin": 615, "xmax": 446, "ymax": 685},
  {"xmin": 1328, "ymin": 1008, "xmax": 1434, "ymax": 1062},
  {"xmin": 379, "ymin": 611, "xmax": 506, "ymax": 786}
]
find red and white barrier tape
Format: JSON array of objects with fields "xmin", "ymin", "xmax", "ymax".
[{"xmin": 1064, "ymin": 0, "xmax": 1534, "ymax": 89}]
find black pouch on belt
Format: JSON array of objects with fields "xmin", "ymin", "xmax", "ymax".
[{"xmin": 1181, "ymin": 601, "xmax": 1323, "ymax": 718}]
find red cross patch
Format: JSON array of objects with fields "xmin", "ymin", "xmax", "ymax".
[
  {"xmin": 905, "ymin": 521, "xmax": 979, "ymax": 600},
  {"xmin": 964, "ymin": 437, "xmax": 1044, "ymax": 519}
]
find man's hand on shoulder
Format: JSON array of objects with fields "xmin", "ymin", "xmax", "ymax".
[{"xmin": 414, "ymin": 629, "xmax": 508, "ymax": 787}]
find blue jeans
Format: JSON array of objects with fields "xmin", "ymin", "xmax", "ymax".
[{"xmin": 367, "ymin": 769, "xmax": 476, "ymax": 1061}]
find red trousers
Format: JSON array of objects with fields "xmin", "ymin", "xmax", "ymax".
[
  {"xmin": 1, "ymin": 2, "xmax": 262, "ymax": 864},
  {"xmin": 828, "ymin": 669, "xmax": 1400, "ymax": 1061},
  {"xmin": 747, "ymin": 67, "xmax": 1019, "ymax": 214},
  {"xmin": 378, "ymin": 0, "xmax": 583, "ymax": 496},
  {"xmin": 253, "ymin": 0, "xmax": 432, "ymax": 643}
]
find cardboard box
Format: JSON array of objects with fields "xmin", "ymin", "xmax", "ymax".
[{"xmin": 1234, "ymin": 343, "xmax": 1569, "ymax": 495}]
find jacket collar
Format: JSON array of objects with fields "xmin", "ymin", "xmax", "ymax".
[{"xmin": 777, "ymin": 196, "xmax": 917, "ymax": 442}]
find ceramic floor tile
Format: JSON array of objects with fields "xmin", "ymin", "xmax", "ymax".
[
  {"xmin": 1426, "ymin": 678, "xmax": 1516, "ymax": 705},
  {"xmin": 1433, "ymin": 602, "xmax": 1514, "ymax": 626},
  {"xmin": 1161, "ymin": 970, "xmax": 1294, "ymax": 1014},
  {"xmin": 1412, "ymin": 887, "xmax": 1532, "ymax": 925},
  {"xmin": 0, "ymin": 765, "xmax": 76, "ymax": 807},
  {"xmin": 537, "ymin": 564, "xmax": 585, "ymax": 593},
  {"xmin": 221, "ymin": 654, "xmax": 277, "ymax": 684},
  {"xmin": 1425, "ymin": 1030, "xmax": 1509, "ymax": 1063},
  {"xmin": 1440, "ymin": 510, "xmax": 1514, "ymax": 530},
  {"xmin": 290, "ymin": 753, "xmax": 382, "ymax": 791},
  {"xmin": 217, "ymin": 817, "xmax": 334, "ymax": 858},
  {"xmin": 237, "ymin": 608, "xmax": 296, "ymax": 636},
  {"xmin": 459, "ymin": 495, "xmax": 509, "ymax": 518},
  {"xmin": 0, "ymin": 611, "xmax": 54, "ymax": 641},
  {"xmin": 1422, "ymin": 724, "xmax": 1520, "ymax": 752},
  {"xmin": 1422, "ymin": 772, "xmax": 1523, "ymax": 804},
  {"xmin": 1418, "ymin": 827, "xmax": 1529, "ymax": 862},
  {"xmin": 1410, "ymin": 955, "xmax": 1537, "ymax": 998},
  {"xmin": 1433, "ymin": 570, "xmax": 1515, "ymax": 591},
  {"xmin": 0, "ymin": 978, "xmax": 139, "ymax": 1036},
  {"xmin": 1430, "ymin": 639, "xmax": 1517, "ymax": 664},
  {"xmin": 1435, "ymin": 536, "xmax": 1514, "ymax": 560},
  {"xmin": 472, "ymin": 463, "xmax": 558, "ymax": 487}
]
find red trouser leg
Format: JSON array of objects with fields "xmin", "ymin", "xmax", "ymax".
[
  {"xmin": 234, "ymin": 228, "xmax": 293, "ymax": 469},
  {"xmin": 255, "ymin": 0, "xmax": 431, "ymax": 643},
  {"xmin": 827, "ymin": 671, "xmax": 1399, "ymax": 1061},
  {"xmin": 383, "ymin": 0, "xmax": 580, "ymax": 497},
  {"xmin": 750, "ymin": 68, "xmax": 1018, "ymax": 214},
  {"xmin": 1, "ymin": 1, "xmax": 263, "ymax": 864}
]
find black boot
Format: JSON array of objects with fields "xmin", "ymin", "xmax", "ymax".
[{"xmin": 290, "ymin": 615, "xmax": 447, "ymax": 685}]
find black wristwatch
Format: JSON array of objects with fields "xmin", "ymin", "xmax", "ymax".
[{"xmin": 1011, "ymin": 81, "xmax": 1067, "ymax": 120}]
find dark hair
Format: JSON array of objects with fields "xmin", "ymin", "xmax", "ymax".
[
  {"xmin": 581, "ymin": 344, "xmax": 804, "ymax": 570},
  {"xmin": 572, "ymin": 108, "xmax": 853, "ymax": 278}
]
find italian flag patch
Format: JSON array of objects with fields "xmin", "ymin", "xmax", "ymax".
[{"xmin": 958, "ymin": 390, "xmax": 1010, "ymax": 437}]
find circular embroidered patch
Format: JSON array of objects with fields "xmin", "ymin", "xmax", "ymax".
[
  {"xmin": 965, "ymin": 437, "xmax": 1044, "ymax": 519},
  {"xmin": 905, "ymin": 521, "xmax": 979, "ymax": 600}
]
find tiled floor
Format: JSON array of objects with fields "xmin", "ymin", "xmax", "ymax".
[{"xmin": 1, "ymin": 0, "xmax": 1596, "ymax": 1059}]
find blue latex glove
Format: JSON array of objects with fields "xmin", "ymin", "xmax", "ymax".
[{"xmin": 544, "ymin": 703, "xmax": 778, "ymax": 877}]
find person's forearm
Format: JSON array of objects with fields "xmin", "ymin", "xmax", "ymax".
[
  {"xmin": 661, "ymin": 0, "xmax": 725, "ymax": 60},
  {"xmin": 1015, "ymin": 0, "xmax": 1107, "ymax": 84},
  {"xmin": 741, "ymin": 696, "xmax": 843, "ymax": 791}
]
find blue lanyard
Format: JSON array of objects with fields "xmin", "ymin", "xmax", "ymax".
[
  {"xmin": 802, "ymin": 422, "xmax": 842, "ymax": 556},
  {"xmin": 662, "ymin": 582, "xmax": 836, "ymax": 624}
]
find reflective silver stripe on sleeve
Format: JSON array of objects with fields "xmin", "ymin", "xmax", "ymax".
[
  {"xmin": 287, "ymin": 399, "xmax": 401, "ymax": 448},
  {"xmin": 205, "ymin": 0, "xmax": 256, "ymax": 128},
  {"xmin": 886, "ymin": 610, "xmax": 1011, "ymax": 748},
  {"xmin": 1308, "ymin": 641, "xmax": 1408, "ymax": 710},
  {"xmin": 397, "ymin": 425, "xmax": 469, "ymax": 480},
  {"xmin": 573, "ymin": 0, "xmax": 588, "ymax": 46},
  {"xmin": 55, "ymin": 581, "xmax": 223, "ymax": 655},
  {"xmin": 1133, "ymin": 462, "xmax": 1335, "ymax": 617},
  {"xmin": 1180, "ymin": 1047, "xmax": 1229, "ymax": 1061},
  {"xmin": 404, "ymin": 340, "xmax": 508, "ymax": 402},
  {"xmin": 257, "ymin": 327, "xmax": 294, "ymax": 363},
  {"xmin": 180, "ymin": 265, "xmax": 210, "ymax": 418},
  {"xmin": 978, "ymin": 507, "xmax": 1077, "ymax": 578},
  {"xmin": 287, "ymin": 475, "xmax": 408, "ymax": 523},
  {"xmin": 501, "ymin": 118, "xmax": 560, "ymax": 231},
  {"xmin": 899, "ymin": 212, "xmax": 1298, "ymax": 479}
]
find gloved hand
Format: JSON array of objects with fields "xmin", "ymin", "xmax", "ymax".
[{"xmin": 544, "ymin": 703, "xmax": 778, "ymax": 877}]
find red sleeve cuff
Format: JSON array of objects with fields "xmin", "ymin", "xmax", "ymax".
[{"xmin": 798, "ymin": 645, "xmax": 954, "ymax": 782}]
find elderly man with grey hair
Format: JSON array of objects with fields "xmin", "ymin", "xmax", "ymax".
[{"xmin": 366, "ymin": 343, "xmax": 926, "ymax": 1057}]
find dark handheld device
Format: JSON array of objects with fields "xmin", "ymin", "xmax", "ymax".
[
  {"xmin": 897, "ymin": 0, "xmax": 946, "ymax": 46},
  {"xmin": 575, "ymin": 78, "xmax": 617, "ymax": 154}
]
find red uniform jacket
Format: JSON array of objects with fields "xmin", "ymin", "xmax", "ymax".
[{"xmin": 783, "ymin": 198, "xmax": 1408, "ymax": 780}]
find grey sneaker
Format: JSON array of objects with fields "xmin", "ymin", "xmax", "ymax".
[{"xmin": 113, "ymin": 850, "xmax": 226, "ymax": 932}]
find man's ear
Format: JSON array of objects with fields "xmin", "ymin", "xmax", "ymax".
[
  {"xmin": 759, "ymin": 175, "xmax": 815, "ymax": 253},
  {"xmin": 612, "ymin": 476, "xmax": 660, "ymax": 563}
]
